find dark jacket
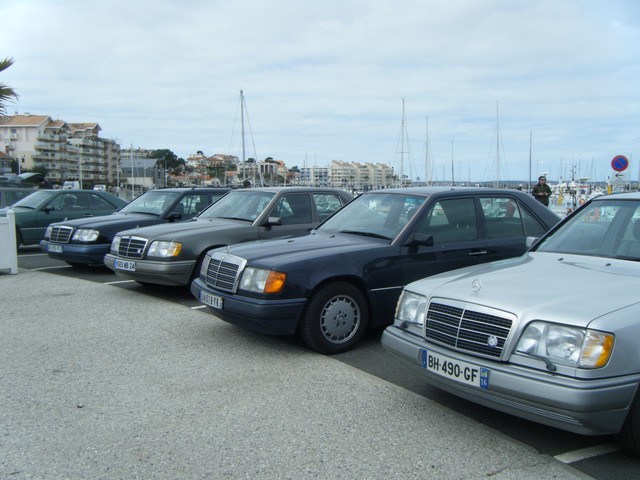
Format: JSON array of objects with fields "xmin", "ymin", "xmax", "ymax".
[{"xmin": 532, "ymin": 182, "xmax": 552, "ymax": 206}]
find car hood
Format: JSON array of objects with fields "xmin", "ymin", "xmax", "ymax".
[
  {"xmin": 116, "ymin": 217, "xmax": 248, "ymax": 239},
  {"xmin": 222, "ymin": 230, "xmax": 389, "ymax": 267},
  {"xmin": 51, "ymin": 213, "xmax": 159, "ymax": 230},
  {"xmin": 406, "ymin": 252, "xmax": 640, "ymax": 329}
]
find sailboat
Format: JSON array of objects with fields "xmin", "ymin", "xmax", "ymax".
[{"xmin": 230, "ymin": 90, "xmax": 265, "ymax": 187}]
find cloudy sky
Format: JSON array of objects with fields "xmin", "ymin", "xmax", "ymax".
[{"xmin": 2, "ymin": 0, "xmax": 638, "ymax": 184}]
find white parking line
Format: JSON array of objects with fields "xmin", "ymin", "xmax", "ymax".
[
  {"xmin": 19, "ymin": 253, "xmax": 49, "ymax": 257},
  {"xmin": 190, "ymin": 305, "xmax": 207, "ymax": 310},
  {"xmin": 104, "ymin": 280, "xmax": 137, "ymax": 285},
  {"xmin": 553, "ymin": 442, "xmax": 620, "ymax": 463}
]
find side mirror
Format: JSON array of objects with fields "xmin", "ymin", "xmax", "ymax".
[
  {"xmin": 166, "ymin": 212, "xmax": 182, "ymax": 222},
  {"xmin": 406, "ymin": 232, "xmax": 434, "ymax": 247},
  {"xmin": 265, "ymin": 216, "xmax": 282, "ymax": 226},
  {"xmin": 43, "ymin": 205, "xmax": 55, "ymax": 214},
  {"xmin": 525, "ymin": 236, "xmax": 540, "ymax": 249}
]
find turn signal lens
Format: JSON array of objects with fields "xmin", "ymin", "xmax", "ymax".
[{"xmin": 264, "ymin": 271, "xmax": 286, "ymax": 294}]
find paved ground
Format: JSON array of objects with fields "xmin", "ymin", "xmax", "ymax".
[{"xmin": 0, "ymin": 270, "xmax": 591, "ymax": 479}]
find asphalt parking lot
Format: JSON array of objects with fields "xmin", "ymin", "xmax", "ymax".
[{"xmin": 0, "ymin": 269, "xmax": 591, "ymax": 479}]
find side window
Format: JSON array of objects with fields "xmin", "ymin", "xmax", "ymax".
[
  {"xmin": 417, "ymin": 198, "xmax": 478, "ymax": 244},
  {"xmin": 273, "ymin": 194, "xmax": 312, "ymax": 225},
  {"xmin": 480, "ymin": 197, "xmax": 525, "ymax": 239},
  {"xmin": 49, "ymin": 193, "xmax": 77, "ymax": 210},
  {"xmin": 313, "ymin": 193, "xmax": 345, "ymax": 221},
  {"xmin": 74, "ymin": 194, "xmax": 92, "ymax": 209},
  {"xmin": 89, "ymin": 194, "xmax": 118, "ymax": 211},
  {"xmin": 521, "ymin": 207, "xmax": 548, "ymax": 236}
]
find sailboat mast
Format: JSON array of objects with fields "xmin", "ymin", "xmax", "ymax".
[
  {"xmin": 400, "ymin": 99, "xmax": 405, "ymax": 187},
  {"xmin": 528, "ymin": 131, "xmax": 532, "ymax": 193},
  {"xmin": 240, "ymin": 90, "xmax": 246, "ymax": 163},
  {"xmin": 425, "ymin": 116, "xmax": 430, "ymax": 186},
  {"xmin": 451, "ymin": 140, "xmax": 454, "ymax": 186},
  {"xmin": 495, "ymin": 101, "xmax": 500, "ymax": 188}
]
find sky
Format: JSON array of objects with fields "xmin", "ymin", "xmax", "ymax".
[{"xmin": 1, "ymin": 0, "xmax": 639, "ymax": 185}]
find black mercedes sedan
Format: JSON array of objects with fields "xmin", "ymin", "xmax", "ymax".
[
  {"xmin": 40, "ymin": 187, "xmax": 229, "ymax": 266},
  {"xmin": 190, "ymin": 187, "xmax": 561, "ymax": 354}
]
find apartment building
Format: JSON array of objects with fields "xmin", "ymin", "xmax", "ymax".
[
  {"xmin": 0, "ymin": 113, "xmax": 120, "ymax": 187},
  {"xmin": 328, "ymin": 160, "xmax": 395, "ymax": 190}
]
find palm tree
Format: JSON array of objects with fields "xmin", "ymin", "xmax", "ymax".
[{"xmin": 0, "ymin": 57, "xmax": 19, "ymax": 116}]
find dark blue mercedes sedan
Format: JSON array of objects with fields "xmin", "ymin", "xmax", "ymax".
[
  {"xmin": 191, "ymin": 187, "xmax": 561, "ymax": 354},
  {"xmin": 40, "ymin": 187, "xmax": 228, "ymax": 266}
]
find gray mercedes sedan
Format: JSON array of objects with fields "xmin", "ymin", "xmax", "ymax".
[
  {"xmin": 104, "ymin": 187, "xmax": 352, "ymax": 286},
  {"xmin": 382, "ymin": 192, "xmax": 640, "ymax": 455}
]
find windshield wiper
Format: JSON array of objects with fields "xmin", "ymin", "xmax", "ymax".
[
  {"xmin": 216, "ymin": 216, "xmax": 252, "ymax": 222},
  {"xmin": 340, "ymin": 230, "xmax": 392, "ymax": 240}
]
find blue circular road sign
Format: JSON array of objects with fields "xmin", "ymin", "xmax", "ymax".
[{"xmin": 611, "ymin": 155, "xmax": 629, "ymax": 172}]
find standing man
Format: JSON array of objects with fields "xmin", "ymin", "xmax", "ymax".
[{"xmin": 532, "ymin": 175, "xmax": 552, "ymax": 206}]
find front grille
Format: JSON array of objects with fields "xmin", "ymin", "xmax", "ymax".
[
  {"xmin": 117, "ymin": 236, "xmax": 148, "ymax": 259},
  {"xmin": 49, "ymin": 226, "xmax": 74, "ymax": 243},
  {"xmin": 425, "ymin": 300, "xmax": 514, "ymax": 359},
  {"xmin": 204, "ymin": 252, "xmax": 246, "ymax": 293}
]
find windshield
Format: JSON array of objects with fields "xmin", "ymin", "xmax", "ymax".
[
  {"xmin": 319, "ymin": 192, "xmax": 426, "ymax": 240},
  {"xmin": 535, "ymin": 199, "xmax": 640, "ymax": 260},
  {"xmin": 198, "ymin": 190, "xmax": 276, "ymax": 221},
  {"xmin": 10, "ymin": 190, "xmax": 56, "ymax": 209},
  {"xmin": 119, "ymin": 191, "xmax": 181, "ymax": 215}
]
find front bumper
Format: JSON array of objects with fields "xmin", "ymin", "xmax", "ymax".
[
  {"xmin": 40, "ymin": 240, "xmax": 110, "ymax": 265},
  {"xmin": 190, "ymin": 278, "xmax": 306, "ymax": 335},
  {"xmin": 104, "ymin": 253, "xmax": 195, "ymax": 286},
  {"xmin": 381, "ymin": 325, "xmax": 640, "ymax": 436}
]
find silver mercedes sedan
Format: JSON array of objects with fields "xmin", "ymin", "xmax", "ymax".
[{"xmin": 382, "ymin": 191, "xmax": 640, "ymax": 455}]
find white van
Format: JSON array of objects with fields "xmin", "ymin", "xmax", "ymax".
[
  {"xmin": 62, "ymin": 181, "xmax": 80, "ymax": 189},
  {"xmin": 93, "ymin": 184, "xmax": 106, "ymax": 191}
]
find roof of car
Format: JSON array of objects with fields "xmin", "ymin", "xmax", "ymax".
[
  {"xmin": 596, "ymin": 192, "xmax": 640, "ymax": 201},
  {"xmin": 363, "ymin": 186, "xmax": 530, "ymax": 196},
  {"xmin": 150, "ymin": 187, "xmax": 230, "ymax": 192},
  {"xmin": 228, "ymin": 187, "xmax": 350, "ymax": 193}
]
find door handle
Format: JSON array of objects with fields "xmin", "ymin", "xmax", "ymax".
[{"xmin": 468, "ymin": 250, "xmax": 488, "ymax": 256}]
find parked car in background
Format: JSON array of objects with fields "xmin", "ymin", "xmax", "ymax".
[
  {"xmin": 104, "ymin": 187, "xmax": 353, "ymax": 286},
  {"xmin": 381, "ymin": 192, "xmax": 640, "ymax": 455},
  {"xmin": 190, "ymin": 187, "xmax": 560, "ymax": 354},
  {"xmin": 2, "ymin": 189, "xmax": 128, "ymax": 247},
  {"xmin": 40, "ymin": 187, "xmax": 229, "ymax": 266},
  {"xmin": 0, "ymin": 187, "xmax": 36, "ymax": 208},
  {"xmin": 0, "ymin": 172, "xmax": 46, "ymax": 188}
]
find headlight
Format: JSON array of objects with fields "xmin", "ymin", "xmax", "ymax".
[
  {"xmin": 110, "ymin": 235, "xmax": 121, "ymax": 254},
  {"xmin": 72, "ymin": 229, "xmax": 99, "ymax": 242},
  {"xmin": 240, "ymin": 267, "xmax": 286, "ymax": 294},
  {"xmin": 200, "ymin": 254, "xmax": 212, "ymax": 277},
  {"xmin": 516, "ymin": 321, "xmax": 614, "ymax": 369},
  {"xmin": 395, "ymin": 290, "xmax": 428, "ymax": 327},
  {"xmin": 44, "ymin": 226, "xmax": 53, "ymax": 239},
  {"xmin": 147, "ymin": 241, "xmax": 182, "ymax": 258}
]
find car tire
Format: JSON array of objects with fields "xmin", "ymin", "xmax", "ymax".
[
  {"xmin": 617, "ymin": 394, "xmax": 640, "ymax": 455},
  {"xmin": 299, "ymin": 281, "xmax": 368, "ymax": 355}
]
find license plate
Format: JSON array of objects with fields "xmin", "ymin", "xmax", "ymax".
[
  {"xmin": 47, "ymin": 244, "xmax": 63, "ymax": 253},
  {"xmin": 200, "ymin": 291, "xmax": 223, "ymax": 309},
  {"xmin": 420, "ymin": 349, "xmax": 489, "ymax": 389},
  {"xmin": 114, "ymin": 259, "xmax": 136, "ymax": 271}
]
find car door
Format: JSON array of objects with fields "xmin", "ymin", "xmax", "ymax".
[
  {"xmin": 259, "ymin": 193, "xmax": 317, "ymax": 239},
  {"xmin": 27, "ymin": 192, "xmax": 92, "ymax": 243},
  {"xmin": 400, "ymin": 196, "xmax": 490, "ymax": 287},
  {"xmin": 479, "ymin": 195, "xmax": 549, "ymax": 261}
]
